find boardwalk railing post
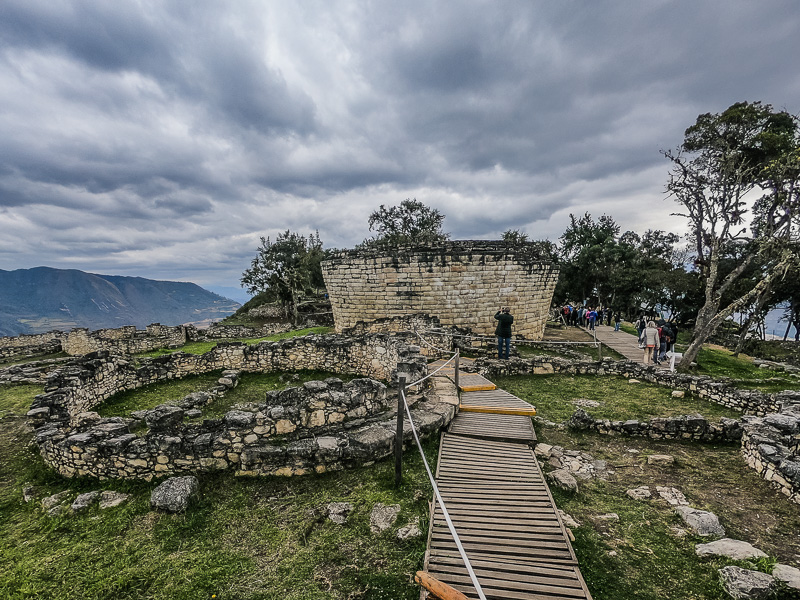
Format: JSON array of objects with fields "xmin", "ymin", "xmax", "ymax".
[
  {"xmin": 454, "ymin": 348, "xmax": 460, "ymax": 391},
  {"xmin": 395, "ymin": 375, "xmax": 406, "ymax": 487},
  {"xmin": 598, "ymin": 341, "xmax": 603, "ymax": 361}
]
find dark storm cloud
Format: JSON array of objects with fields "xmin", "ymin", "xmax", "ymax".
[{"xmin": 0, "ymin": 0, "xmax": 798, "ymax": 290}]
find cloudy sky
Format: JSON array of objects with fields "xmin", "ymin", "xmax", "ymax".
[{"xmin": 1, "ymin": 1, "xmax": 798, "ymax": 300}]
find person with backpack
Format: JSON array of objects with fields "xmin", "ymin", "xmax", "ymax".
[
  {"xmin": 494, "ymin": 307, "xmax": 514, "ymax": 360},
  {"xmin": 643, "ymin": 321, "xmax": 660, "ymax": 364}
]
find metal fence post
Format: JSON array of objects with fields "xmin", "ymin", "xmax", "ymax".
[
  {"xmin": 395, "ymin": 375, "xmax": 406, "ymax": 487},
  {"xmin": 454, "ymin": 348, "xmax": 460, "ymax": 391}
]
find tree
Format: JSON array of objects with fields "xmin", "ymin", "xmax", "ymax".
[
  {"xmin": 665, "ymin": 101, "xmax": 800, "ymax": 369},
  {"xmin": 241, "ymin": 230, "xmax": 324, "ymax": 324},
  {"xmin": 554, "ymin": 213, "xmax": 689, "ymax": 319},
  {"xmin": 502, "ymin": 229, "xmax": 529, "ymax": 244},
  {"xmin": 360, "ymin": 199, "xmax": 449, "ymax": 247}
]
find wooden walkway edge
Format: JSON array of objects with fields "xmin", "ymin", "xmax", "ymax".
[{"xmin": 422, "ymin": 359, "xmax": 592, "ymax": 600}]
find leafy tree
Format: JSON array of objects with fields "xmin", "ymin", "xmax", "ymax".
[
  {"xmin": 360, "ymin": 199, "xmax": 449, "ymax": 247},
  {"xmin": 502, "ymin": 229, "xmax": 529, "ymax": 244},
  {"xmin": 241, "ymin": 230, "xmax": 324, "ymax": 324},
  {"xmin": 665, "ymin": 101, "xmax": 800, "ymax": 369},
  {"xmin": 554, "ymin": 213, "xmax": 689, "ymax": 319}
]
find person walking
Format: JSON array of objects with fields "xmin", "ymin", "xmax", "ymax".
[
  {"xmin": 643, "ymin": 320, "xmax": 660, "ymax": 365},
  {"xmin": 494, "ymin": 307, "xmax": 514, "ymax": 360},
  {"xmin": 614, "ymin": 311, "xmax": 621, "ymax": 332}
]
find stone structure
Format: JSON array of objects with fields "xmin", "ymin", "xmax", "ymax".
[
  {"xmin": 477, "ymin": 355, "xmax": 799, "ymax": 417},
  {"xmin": 0, "ymin": 331, "xmax": 63, "ymax": 361},
  {"xmin": 568, "ymin": 408, "xmax": 744, "ymax": 443},
  {"xmin": 0, "ymin": 322, "xmax": 293, "ymax": 361},
  {"xmin": 740, "ymin": 404, "xmax": 800, "ymax": 505},
  {"xmin": 322, "ymin": 241, "xmax": 559, "ymax": 340},
  {"xmin": 25, "ymin": 331, "xmax": 455, "ymax": 479}
]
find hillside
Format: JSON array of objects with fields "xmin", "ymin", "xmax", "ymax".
[{"xmin": 0, "ymin": 267, "xmax": 240, "ymax": 336}]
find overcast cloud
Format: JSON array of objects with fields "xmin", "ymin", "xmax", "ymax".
[{"xmin": 1, "ymin": 0, "xmax": 798, "ymax": 298}]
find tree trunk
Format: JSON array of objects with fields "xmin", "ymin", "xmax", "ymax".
[
  {"xmin": 733, "ymin": 283, "xmax": 771, "ymax": 357},
  {"xmin": 678, "ymin": 265, "xmax": 780, "ymax": 371}
]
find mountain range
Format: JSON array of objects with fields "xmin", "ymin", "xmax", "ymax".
[{"xmin": 0, "ymin": 267, "xmax": 241, "ymax": 337}]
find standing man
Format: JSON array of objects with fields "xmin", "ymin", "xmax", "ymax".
[{"xmin": 494, "ymin": 307, "xmax": 514, "ymax": 360}]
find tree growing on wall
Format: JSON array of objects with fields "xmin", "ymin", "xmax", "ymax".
[
  {"xmin": 241, "ymin": 230, "xmax": 324, "ymax": 324},
  {"xmin": 360, "ymin": 199, "xmax": 449, "ymax": 248},
  {"xmin": 665, "ymin": 101, "xmax": 800, "ymax": 370}
]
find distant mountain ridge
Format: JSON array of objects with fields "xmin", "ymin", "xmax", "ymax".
[{"xmin": 0, "ymin": 267, "xmax": 241, "ymax": 337}]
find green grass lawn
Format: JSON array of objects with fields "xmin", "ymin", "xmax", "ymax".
[
  {"xmin": 539, "ymin": 426, "xmax": 800, "ymax": 600},
  {"xmin": 492, "ymin": 373, "xmax": 741, "ymax": 423},
  {"xmin": 0, "ymin": 384, "xmax": 43, "ymax": 418},
  {"xmin": 0, "ymin": 352, "xmax": 69, "ymax": 367},
  {"xmin": 95, "ymin": 369, "xmax": 355, "ymax": 419},
  {"xmin": 136, "ymin": 327, "xmax": 334, "ymax": 358}
]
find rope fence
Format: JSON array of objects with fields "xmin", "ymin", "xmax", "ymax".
[{"xmin": 397, "ymin": 348, "xmax": 488, "ymax": 600}]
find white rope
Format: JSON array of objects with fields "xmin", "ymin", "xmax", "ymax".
[
  {"xmin": 418, "ymin": 329, "xmax": 599, "ymax": 346},
  {"xmin": 400, "ymin": 388, "xmax": 488, "ymax": 600},
  {"xmin": 405, "ymin": 352, "xmax": 457, "ymax": 388},
  {"xmin": 413, "ymin": 328, "xmax": 453, "ymax": 355}
]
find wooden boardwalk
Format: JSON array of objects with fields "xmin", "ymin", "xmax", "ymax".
[{"xmin": 422, "ymin": 359, "xmax": 592, "ymax": 600}]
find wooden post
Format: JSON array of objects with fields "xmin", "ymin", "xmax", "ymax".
[
  {"xmin": 598, "ymin": 342, "xmax": 603, "ymax": 361},
  {"xmin": 454, "ymin": 348, "xmax": 460, "ymax": 391},
  {"xmin": 395, "ymin": 375, "xmax": 406, "ymax": 487},
  {"xmin": 415, "ymin": 572, "xmax": 470, "ymax": 600}
]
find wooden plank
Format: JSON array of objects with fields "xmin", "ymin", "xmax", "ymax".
[{"xmin": 423, "ymin": 433, "xmax": 593, "ymax": 600}]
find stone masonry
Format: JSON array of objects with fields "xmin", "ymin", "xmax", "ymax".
[
  {"xmin": 321, "ymin": 241, "xmax": 559, "ymax": 340},
  {"xmin": 0, "ymin": 321, "xmax": 292, "ymax": 361},
  {"xmin": 25, "ymin": 331, "xmax": 440, "ymax": 479}
]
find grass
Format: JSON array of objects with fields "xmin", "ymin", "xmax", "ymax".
[
  {"xmin": 0, "ymin": 386, "xmax": 436, "ymax": 600},
  {"xmin": 95, "ymin": 372, "xmax": 225, "ymax": 417},
  {"xmin": 0, "ymin": 385, "xmax": 43, "ymax": 418},
  {"xmin": 95, "ymin": 369, "xmax": 356, "ymax": 419},
  {"xmin": 135, "ymin": 327, "xmax": 334, "ymax": 358},
  {"xmin": 540, "ymin": 426, "xmax": 800, "ymax": 600},
  {"xmin": 0, "ymin": 352, "xmax": 70, "ymax": 367},
  {"xmin": 492, "ymin": 373, "xmax": 741, "ymax": 423}
]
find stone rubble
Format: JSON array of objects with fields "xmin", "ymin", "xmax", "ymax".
[
  {"xmin": 626, "ymin": 486, "xmax": 652, "ymax": 500},
  {"xmin": 150, "ymin": 476, "xmax": 199, "ymax": 513},
  {"xmin": 717, "ymin": 566, "xmax": 775, "ymax": 600},
  {"xmin": 675, "ymin": 506, "xmax": 725, "ymax": 538},
  {"xmin": 369, "ymin": 503, "xmax": 401, "ymax": 533},
  {"xmin": 656, "ymin": 486, "xmax": 689, "ymax": 506},
  {"xmin": 325, "ymin": 502, "xmax": 353, "ymax": 525},
  {"xmin": 396, "ymin": 516, "xmax": 422, "ymax": 540},
  {"xmin": 695, "ymin": 538, "xmax": 768, "ymax": 560},
  {"xmin": 773, "ymin": 564, "xmax": 800, "ymax": 591},
  {"xmin": 547, "ymin": 469, "xmax": 578, "ymax": 492}
]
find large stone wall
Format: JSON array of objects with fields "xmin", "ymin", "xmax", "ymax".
[
  {"xmin": 476, "ymin": 355, "xmax": 799, "ymax": 416},
  {"xmin": 322, "ymin": 241, "xmax": 559, "ymax": 340},
  {"xmin": 0, "ymin": 321, "xmax": 294, "ymax": 361},
  {"xmin": 28, "ymin": 333, "xmax": 427, "ymax": 429},
  {"xmin": 740, "ymin": 406, "xmax": 800, "ymax": 505},
  {"xmin": 32, "ymin": 375, "xmax": 455, "ymax": 480},
  {"xmin": 25, "ymin": 332, "xmax": 438, "ymax": 479}
]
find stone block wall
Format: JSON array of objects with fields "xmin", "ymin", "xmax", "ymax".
[
  {"xmin": 26, "ymin": 332, "xmax": 448, "ymax": 480},
  {"xmin": 740, "ymin": 406, "xmax": 800, "ymax": 505},
  {"xmin": 322, "ymin": 241, "xmax": 559, "ymax": 340},
  {"xmin": 0, "ymin": 321, "xmax": 298, "ymax": 361},
  {"xmin": 28, "ymin": 333, "xmax": 427, "ymax": 429},
  {"xmin": 62, "ymin": 326, "xmax": 188, "ymax": 356},
  {"xmin": 476, "ymin": 356, "xmax": 794, "ymax": 416},
  {"xmin": 568, "ymin": 408, "xmax": 744, "ymax": 442}
]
